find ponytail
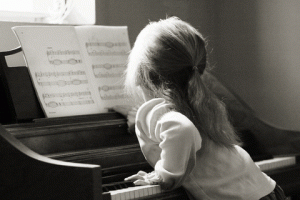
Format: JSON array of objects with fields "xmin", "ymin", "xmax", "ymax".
[{"xmin": 188, "ymin": 71, "xmax": 240, "ymax": 147}]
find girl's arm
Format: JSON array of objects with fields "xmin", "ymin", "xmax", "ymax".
[{"xmin": 130, "ymin": 112, "xmax": 202, "ymax": 190}]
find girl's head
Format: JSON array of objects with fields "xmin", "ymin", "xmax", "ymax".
[
  {"xmin": 126, "ymin": 17, "xmax": 240, "ymax": 148},
  {"xmin": 125, "ymin": 16, "xmax": 206, "ymax": 101}
]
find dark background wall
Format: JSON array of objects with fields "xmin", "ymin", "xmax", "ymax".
[
  {"xmin": 96, "ymin": 0, "xmax": 216, "ymax": 48},
  {"xmin": 213, "ymin": 1, "xmax": 300, "ymax": 131}
]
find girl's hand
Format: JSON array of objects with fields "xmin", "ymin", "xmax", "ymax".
[
  {"xmin": 124, "ymin": 171, "xmax": 162, "ymax": 186},
  {"xmin": 112, "ymin": 105, "xmax": 133, "ymax": 116},
  {"xmin": 124, "ymin": 171, "xmax": 151, "ymax": 186},
  {"xmin": 113, "ymin": 105, "xmax": 139, "ymax": 127},
  {"xmin": 113, "ymin": 105, "xmax": 139, "ymax": 134}
]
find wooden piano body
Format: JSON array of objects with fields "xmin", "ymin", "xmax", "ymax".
[
  {"xmin": 1, "ymin": 47, "xmax": 300, "ymax": 199},
  {"xmin": 0, "ymin": 113, "xmax": 190, "ymax": 200}
]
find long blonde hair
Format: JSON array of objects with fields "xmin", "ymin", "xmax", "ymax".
[{"xmin": 125, "ymin": 17, "xmax": 240, "ymax": 148}]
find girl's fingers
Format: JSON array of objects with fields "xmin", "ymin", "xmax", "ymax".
[
  {"xmin": 134, "ymin": 179, "xmax": 150, "ymax": 186},
  {"xmin": 128, "ymin": 110, "xmax": 137, "ymax": 117},
  {"xmin": 127, "ymin": 113, "xmax": 136, "ymax": 123},
  {"xmin": 136, "ymin": 171, "xmax": 147, "ymax": 176},
  {"xmin": 112, "ymin": 105, "xmax": 132, "ymax": 116},
  {"xmin": 124, "ymin": 174, "xmax": 143, "ymax": 181},
  {"xmin": 124, "ymin": 171, "xmax": 147, "ymax": 181}
]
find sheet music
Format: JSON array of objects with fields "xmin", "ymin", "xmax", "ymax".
[
  {"xmin": 12, "ymin": 26, "xmax": 131, "ymax": 118},
  {"xmin": 75, "ymin": 26, "xmax": 132, "ymax": 111}
]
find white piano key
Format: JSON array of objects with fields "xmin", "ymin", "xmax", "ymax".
[
  {"xmin": 152, "ymin": 185, "xmax": 161, "ymax": 194},
  {"xmin": 126, "ymin": 188, "xmax": 135, "ymax": 199},
  {"xmin": 110, "ymin": 190, "xmax": 121, "ymax": 200},
  {"xmin": 143, "ymin": 186, "xmax": 149, "ymax": 196},
  {"xmin": 147, "ymin": 186, "xmax": 153, "ymax": 195},
  {"xmin": 120, "ymin": 191, "xmax": 126, "ymax": 200},
  {"xmin": 124, "ymin": 190, "xmax": 130, "ymax": 200},
  {"xmin": 134, "ymin": 188, "xmax": 140, "ymax": 198},
  {"xmin": 156, "ymin": 185, "xmax": 162, "ymax": 193}
]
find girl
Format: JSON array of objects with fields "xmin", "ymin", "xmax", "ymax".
[{"xmin": 114, "ymin": 17, "xmax": 287, "ymax": 200}]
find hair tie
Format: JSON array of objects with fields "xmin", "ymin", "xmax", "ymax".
[{"xmin": 193, "ymin": 65, "xmax": 205, "ymax": 75}]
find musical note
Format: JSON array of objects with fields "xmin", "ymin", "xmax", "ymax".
[
  {"xmin": 98, "ymin": 85, "xmax": 124, "ymax": 92},
  {"xmin": 47, "ymin": 49, "xmax": 82, "ymax": 65},
  {"xmin": 49, "ymin": 58, "xmax": 82, "ymax": 65},
  {"xmin": 99, "ymin": 94, "xmax": 126, "ymax": 100},
  {"xmin": 94, "ymin": 72, "xmax": 123, "ymax": 78},
  {"xmin": 85, "ymin": 42, "xmax": 127, "ymax": 48},
  {"xmin": 35, "ymin": 70, "xmax": 86, "ymax": 78},
  {"xmin": 46, "ymin": 100, "xmax": 94, "ymax": 108},
  {"xmin": 43, "ymin": 91, "xmax": 95, "ymax": 108},
  {"xmin": 47, "ymin": 50, "xmax": 81, "ymax": 55},
  {"xmin": 87, "ymin": 50, "xmax": 127, "ymax": 56},
  {"xmin": 42, "ymin": 91, "xmax": 92, "ymax": 99},
  {"xmin": 37, "ymin": 79, "xmax": 88, "ymax": 87},
  {"xmin": 85, "ymin": 40, "xmax": 129, "ymax": 57},
  {"xmin": 92, "ymin": 63, "xmax": 125, "ymax": 70}
]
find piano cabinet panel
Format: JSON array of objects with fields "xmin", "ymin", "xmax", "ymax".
[
  {"xmin": 0, "ymin": 125, "xmax": 102, "ymax": 200},
  {"xmin": 1, "ymin": 164, "xmax": 102, "ymax": 200}
]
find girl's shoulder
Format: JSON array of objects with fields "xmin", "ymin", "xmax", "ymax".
[
  {"xmin": 138, "ymin": 97, "xmax": 197, "ymax": 131},
  {"xmin": 157, "ymin": 110, "xmax": 202, "ymax": 148},
  {"xmin": 136, "ymin": 98, "xmax": 173, "ymax": 136},
  {"xmin": 138, "ymin": 98, "xmax": 201, "ymax": 144},
  {"xmin": 137, "ymin": 98, "xmax": 173, "ymax": 119},
  {"xmin": 143, "ymin": 98, "xmax": 196, "ymax": 130},
  {"xmin": 158, "ymin": 110, "xmax": 196, "ymax": 130}
]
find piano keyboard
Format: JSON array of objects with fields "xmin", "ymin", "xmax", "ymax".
[
  {"xmin": 256, "ymin": 156, "xmax": 296, "ymax": 172},
  {"xmin": 103, "ymin": 156, "xmax": 297, "ymax": 200},
  {"xmin": 109, "ymin": 185, "xmax": 161, "ymax": 200}
]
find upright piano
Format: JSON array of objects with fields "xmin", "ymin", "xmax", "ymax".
[{"xmin": 1, "ymin": 47, "xmax": 300, "ymax": 200}]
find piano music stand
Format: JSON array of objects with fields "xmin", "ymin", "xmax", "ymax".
[{"xmin": 0, "ymin": 47, "xmax": 44, "ymax": 124}]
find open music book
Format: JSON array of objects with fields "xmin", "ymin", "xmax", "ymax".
[{"xmin": 12, "ymin": 26, "xmax": 132, "ymax": 118}]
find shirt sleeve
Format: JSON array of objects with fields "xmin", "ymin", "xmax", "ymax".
[{"xmin": 152, "ymin": 112, "xmax": 202, "ymax": 190}]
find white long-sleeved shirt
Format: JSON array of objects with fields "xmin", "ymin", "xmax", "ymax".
[{"xmin": 135, "ymin": 98, "xmax": 275, "ymax": 200}]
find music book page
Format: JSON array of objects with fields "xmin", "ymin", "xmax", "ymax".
[{"xmin": 12, "ymin": 26, "xmax": 132, "ymax": 118}]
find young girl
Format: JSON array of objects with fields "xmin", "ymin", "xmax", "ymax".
[{"xmin": 114, "ymin": 17, "xmax": 287, "ymax": 200}]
